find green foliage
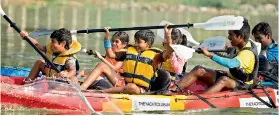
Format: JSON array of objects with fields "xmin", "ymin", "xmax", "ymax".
[
  {"xmin": 240, "ymin": 0, "xmax": 278, "ymax": 6},
  {"xmin": 181, "ymin": 0, "xmax": 241, "ymax": 9},
  {"xmin": 133, "ymin": 0, "xmax": 277, "ymax": 9},
  {"xmin": 7, "ymin": 0, "xmax": 279, "ymax": 10}
]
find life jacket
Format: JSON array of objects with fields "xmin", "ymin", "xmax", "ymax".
[
  {"xmin": 161, "ymin": 59, "xmax": 179, "ymax": 80},
  {"xmin": 229, "ymin": 41, "xmax": 259, "ymax": 85},
  {"xmin": 122, "ymin": 46, "xmax": 161, "ymax": 89},
  {"xmin": 159, "ymin": 47, "xmax": 179, "ymax": 80},
  {"xmin": 258, "ymin": 42, "xmax": 278, "ymax": 84},
  {"xmin": 45, "ymin": 40, "xmax": 81, "ymax": 77}
]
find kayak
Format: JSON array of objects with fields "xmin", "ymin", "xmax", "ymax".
[{"xmin": 1, "ymin": 66, "xmax": 278, "ymax": 114}]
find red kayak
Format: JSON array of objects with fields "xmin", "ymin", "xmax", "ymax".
[{"xmin": 1, "ymin": 75, "xmax": 278, "ymax": 114}]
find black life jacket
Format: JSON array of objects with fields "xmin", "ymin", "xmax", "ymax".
[{"xmin": 258, "ymin": 43, "xmax": 278, "ymax": 83}]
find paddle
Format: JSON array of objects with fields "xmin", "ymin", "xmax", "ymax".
[
  {"xmin": 170, "ymin": 38, "xmax": 262, "ymax": 61},
  {"xmin": 170, "ymin": 36, "xmax": 227, "ymax": 61},
  {"xmin": 157, "ymin": 20, "xmax": 200, "ymax": 46},
  {"xmin": 0, "ymin": 5, "xmax": 98, "ymax": 115},
  {"xmin": 29, "ymin": 15, "xmax": 244, "ymax": 38}
]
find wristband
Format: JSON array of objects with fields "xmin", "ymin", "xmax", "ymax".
[{"xmin": 104, "ymin": 40, "xmax": 111, "ymax": 49}]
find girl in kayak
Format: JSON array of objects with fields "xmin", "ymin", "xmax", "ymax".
[
  {"xmin": 161, "ymin": 24, "xmax": 188, "ymax": 80},
  {"xmin": 150, "ymin": 24, "xmax": 188, "ymax": 92},
  {"xmin": 80, "ymin": 31, "xmax": 129, "ymax": 90}
]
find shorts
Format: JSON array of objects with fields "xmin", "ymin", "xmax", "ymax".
[
  {"xmin": 215, "ymin": 70, "xmax": 228, "ymax": 82},
  {"xmin": 215, "ymin": 70, "xmax": 240, "ymax": 89},
  {"xmin": 115, "ymin": 77, "xmax": 125, "ymax": 87},
  {"xmin": 87, "ymin": 79, "xmax": 113, "ymax": 90}
]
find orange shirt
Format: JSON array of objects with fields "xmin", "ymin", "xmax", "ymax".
[{"xmin": 104, "ymin": 56, "xmax": 123, "ymax": 73}]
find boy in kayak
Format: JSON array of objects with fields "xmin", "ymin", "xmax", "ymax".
[
  {"xmin": 252, "ymin": 22, "xmax": 278, "ymax": 86},
  {"xmin": 80, "ymin": 31, "xmax": 129, "ymax": 90},
  {"xmin": 170, "ymin": 18, "xmax": 259, "ymax": 94},
  {"xmin": 19, "ymin": 28, "xmax": 81, "ymax": 83},
  {"xmin": 99, "ymin": 27, "xmax": 177, "ymax": 94}
]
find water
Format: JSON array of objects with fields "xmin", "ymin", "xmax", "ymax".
[{"xmin": 1, "ymin": 2, "xmax": 278, "ymax": 115}]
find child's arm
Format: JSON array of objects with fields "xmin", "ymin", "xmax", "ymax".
[
  {"xmin": 59, "ymin": 58, "xmax": 78, "ymax": 82},
  {"xmin": 66, "ymin": 66, "xmax": 77, "ymax": 82},
  {"xmin": 103, "ymin": 27, "xmax": 117, "ymax": 59},
  {"xmin": 20, "ymin": 31, "xmax": 45, "ymax": 52},
  {"xmin": 93, "ymin": 50, "xmax": 117, "ymax": 70},
  {"xmin": 162, "ymin": 24, "xmax": 174, "ymax": 61}
]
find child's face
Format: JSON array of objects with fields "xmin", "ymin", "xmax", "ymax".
[
  {"xmin": 50, "ymin": 39, "xmax": 65, "ymax": 53},
  {"xmin": 228, "ymin": 30, "xmax": 241, "ymax": 47},
  {"xmin": 253, "ymin": 33, "xmax": 270, "ymax": 47},
  {"xmin": 111, "ymin": 38, "xmax": 126, "ymax": 52},
  {"xmin": 134, "ymin": 39, "xmax": 149, "ymax": 52}
]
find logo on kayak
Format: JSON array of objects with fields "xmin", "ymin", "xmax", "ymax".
[
  {"xmin": 239, "ymin": 97, "xmax": 270, "ymax": 108},
  {"xmin": 132, "ymin": 97, "xmax": 170, "ymax": 111}
]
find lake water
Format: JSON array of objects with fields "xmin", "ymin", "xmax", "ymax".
[{"xmin": 1, "ymin": 4, "xmax": 278, "ymax": 115}]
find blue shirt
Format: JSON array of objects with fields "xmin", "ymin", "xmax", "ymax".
[{"xmin": 266, "ymin": 40, "xmax": 278, "ymax": 63}]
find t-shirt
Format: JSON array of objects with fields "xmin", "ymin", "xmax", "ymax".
[{"xmin": 234, "ymin": 42, "xmax": 255, "ymax": 74}]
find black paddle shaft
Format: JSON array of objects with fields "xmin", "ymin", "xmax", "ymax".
[
  {"xmin": 3, "ymin": 15, "xmax": 60, "ymax": 73},
  {"xmin": 196, "ymin": 49, "xmax": 228, "ymax": 53},
  {"xmin": 76, "ymin": 24, "xmax": 194, "ymax": 34}
]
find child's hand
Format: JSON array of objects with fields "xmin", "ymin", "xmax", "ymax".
[
  {"xmin": 58, "ymin": 71, "xmax": 68, "ymax": 78},
  {"xmin": 93, "ymin": 50, "xmax": 103, "ymax": 59},
  {"xmin": 19, "ymin": 31, "xmax": 29, "ymax": 40},
  {"xmin": 164, "ymin": 24, "xmax": 172, "ymax": 38},
  {"xmin": 104, "ymin": 27, "xmax": 110, "ymax": 40}
]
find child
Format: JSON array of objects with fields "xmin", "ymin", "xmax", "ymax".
[
  {"xmin": 148, "ymin": 24, "xmax": 188, "ymax": 92},
  {"xmin": 160, "ymin": 24, "xmax": 187, "ymax": 80},
  {"xmin": 101, "ymin": 27, "xmax": 172, "ymax": 94},
  {"xmin": 20, "ymin": 28, "xmax": 81, "ymax": 83},
  {"xmin": 80, "ymin": 31, "xmax": 129, "ymax": 90}
]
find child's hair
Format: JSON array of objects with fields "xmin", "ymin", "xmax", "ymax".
[
  {"xmin": 111, "ymin": 31, "xmax": 129, "ymax": 44},
  {"xmin": 181, "ymin": 35, "xmax": 187, "ymax": 46},
  {"xmin": 232, "ymin": 18, "xmax": 250, "ymax": 42},
  {"xmin": 134, "ymin": 29, "xmax": 155, "ymax": 46},
  {"xmin": 252, "ymin": 22, "xmax": 272, "ymax": 37},
  {"xmin": 50, "ymin": 28, "xmax": 72, "ymax": 50},
  {"xmin": 171, "ymin": 28, "xmax": 187, "ymax": 46}
]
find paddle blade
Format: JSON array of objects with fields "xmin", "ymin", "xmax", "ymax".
[
  {"xmin": 29, "ymin": 30, "xmax": 55, "ymax": 38},
  {"xmin": 157, "ymin": 20, "xmax": 200, "ymax": 46},
  {"xmin": 193, "ymin": 15, "xmax": 244, "ymax": 30},
  {"xmin": 29, "ymin": 30, "xmax": 78, "ymax": 40},
  {"xmin": 0, "ymin": 5, "xmax": 6, "ymax": 16},
  {"xmin": 170, "ymin": 44, "xmax": 195, "ymax": 60},
  {"xmin": 193, "ymin": 36, "xmax": 226, "ymax": 51}
]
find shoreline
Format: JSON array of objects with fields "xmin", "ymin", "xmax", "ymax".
[{"xmin": 2, "ymin": 0, "xmax": 278, "ymax": 16}]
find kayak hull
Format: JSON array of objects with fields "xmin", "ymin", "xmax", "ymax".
[{"xmin": 1, "ymin": 75, "xmax": 278, "ymax": 114}]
